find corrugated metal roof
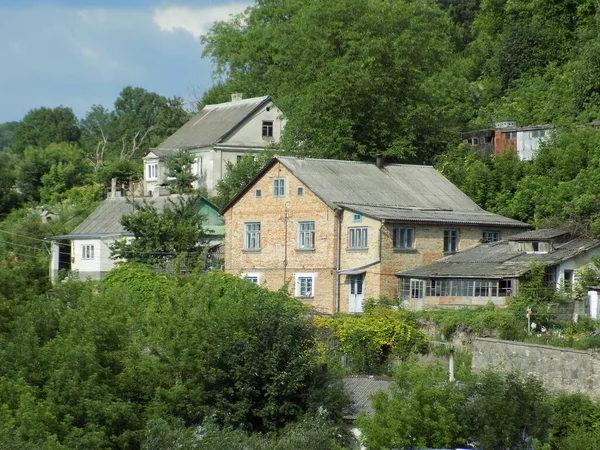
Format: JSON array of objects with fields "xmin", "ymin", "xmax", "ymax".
[
  {"xmin": 507, "ymin": 229, "xmax": 570, "ymax": 241},
  {"xmin": 154, "ymin": 96, "xmax": 270, "ymax": 151},
  {"xmin": 342, "ymin": 376, "xmax": 392, "ymax": 420},
  {"xmin": 398, "ymin": 236, "xmax": 600, "ymax": 278},
  {"xmin": 276, "ymin": 157, "xmax": 529, "ymax": 227},
  {"xmin": 53, "ymin": 195, "xmax": 189, "ymax": 238}
]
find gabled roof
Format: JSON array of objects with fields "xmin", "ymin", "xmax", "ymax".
[
  {"xmin": 221, "ymin": 156, "xmax": 529, "ymax": 228},
  {"xmin": 152, "ymin": 96, "xmax": 272, "ymax": 153},
  {"xmin": 49, "ymin": 195, "xmax": 215, "ymax": 240},
  {"xmin": 397, "ymin": 233, "xmax": 600, "ymax": 279}
]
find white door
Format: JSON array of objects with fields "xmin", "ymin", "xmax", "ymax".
[
  {"xmin": 348, "ymin": 274, "xmax": 365, "ymax": 313},
  {"xmin": 410, "ymin": 279, "xmax": 424, "ymax": 311}
]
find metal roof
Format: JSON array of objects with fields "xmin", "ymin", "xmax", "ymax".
[
  {"xmin": 397, "ymin": 236, "xmax": 600, "ymax": 279},
  {"xmin": 154, "ymin": 96, "xmax": 271, "ymax": 152},
  {"xmin": 507, "ymin": 229, "xmax": 570, "ymax": 241}
]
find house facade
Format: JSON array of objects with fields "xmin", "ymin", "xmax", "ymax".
[
  {"xmin": 462, "ymin": 121, "xmax": 551, "ymax": 160},
  {"xmin": 48, "ymin": 195, "xmax": 223, "ymax": 282},
  {"xmin": 144, "ymin": 95, "xmax": 285, "ymax": 197},
  {"xmin": 221, "ymin": 157, "xmax": 529, "ymax": 314},
  {"xmin": 397, "ymin": 229, "xmax": 600, "ymax": 310}
]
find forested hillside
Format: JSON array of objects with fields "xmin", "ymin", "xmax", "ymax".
[{"xmin": 3, "ymin": 0, "xmax": 600, "ymax": 448}]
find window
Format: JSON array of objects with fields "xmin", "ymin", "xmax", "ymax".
[
  {"xmin": 295, "ymin": 273, "xmax": 315, "ymax": 298},
  {"xmin": 146, "ymin": 163, "xmax": 157, "ymax": 180},
  {"xmin": 472, "ymin": 137, "xmax": 479, "ymax": 145},
  {"xmin": 393, "ymin": 227, "xmax": 415, "ymax": 249},
  {"xmin": 262, "ymin": 120, "xmax": 274, "ymax": 137},
  {"xmin": 298, "ymin": 221, "xmax": 315, "ymax": 250},
  {"xmin": 353, "ymin": 213, "xmax": 362, "ymax": 223},
  {"xmin": 444, "ymin": 229, "xmax": 459, "ymax": 253},
  {"xmin": 532, "ymin": 129, "xmax": 547, "ymax": 138},
  {"xmin": 348, "ymin": 227, "xmax": 368, "ymax": 248},
  {"xmin": 273, "ymin": 178, "xmax": 285, "ymax": 197},
  {"xmin": 197, "ymin": 157, "xmax": 203, "ymax": 177},
  {"xmin": 81, "ymin": 244, "xmax": 94, "ymax": 260},
  {"xmin": 297, "ymin": 186, "xmax": 304, "ymax": 196},
  {"xmin": 504, "ymin": 131, "xmax": 516, "ymax": 140},
  {"xmin": 242, "ymin": 273, "xmax": 260, "ymax": 284},
  {"xmin": 410, "ymin": 280, "xmax": 424, "ymax": 299},
  {"xmin": 244, "ymin": 223, "xmax": 261, "ymax": 250},
  {"xmin": 255, "ymin": 188, "xmax": 262, "ymax": 198},
  {"xmin": 482, "ymin": 230, "xmax": 500, "ymax": 243}
]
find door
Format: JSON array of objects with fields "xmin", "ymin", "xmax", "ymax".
[{"xmin": 348, "ymin": 274, "xmax": 365, "ymax": 313}]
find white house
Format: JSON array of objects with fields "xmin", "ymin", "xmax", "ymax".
[
  {"xmin": 47, "ymin": 195, "xmax": 223, "ymax": 282},
  {"xmin": 144, "ymin": 94, "xmax": 285, "ymax": 197}
]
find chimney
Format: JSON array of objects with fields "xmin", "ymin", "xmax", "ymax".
[
  {"xmin": 376, "ymin": 154, "xmax": 384, "ymax": 169},
  {"xmin": 231, "ymin": 93, "xmax": 243, "ymax": 102}
]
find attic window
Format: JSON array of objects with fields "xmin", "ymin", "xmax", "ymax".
[
  {"xmin": 297, "ymin": 186, "xmax": 304, "ymax": 196},
  {"xmin": 262, "ymin": 120, "xmax": 274, "ymax": 137},
  {"xmin": 255, "ymin": 188, "xmax": 262, "ymax": 198}
]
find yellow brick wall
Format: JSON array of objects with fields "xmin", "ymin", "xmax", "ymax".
[{"xmin": 224, "ymin": 162, "xmax": 339, "ymax": 313}]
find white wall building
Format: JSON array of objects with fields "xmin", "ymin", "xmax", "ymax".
[{"xmin": 144, "ymin": 95, "xmax": 285, "ymax": 197}]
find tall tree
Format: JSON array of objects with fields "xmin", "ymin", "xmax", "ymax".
[
  {"xmin": 12, "ymin": 106, "xmax": 81, "ymax": 154},
  {"xmin": 201, "ymin": 0, "xmax": 476, "ymax": 163}
]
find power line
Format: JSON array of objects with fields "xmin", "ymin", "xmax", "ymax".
[{"xmin": 0, "ymin": 229, "xmax": 47, "ymax": 243}]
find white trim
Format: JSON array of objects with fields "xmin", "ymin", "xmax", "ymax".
[
  {"xmin": 242, "ymin": 272, "xmax": 261, "ymax": 284},
  {"xmin": 294, "ymin": 272, "xmax": 316, "ymax": 298}
]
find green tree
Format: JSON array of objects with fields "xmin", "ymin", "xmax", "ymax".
[
  {"xmin": 211, "ymin": 152, "xmax": 273, "ymax": 208},
  {"xmin": 202, "ymin": 0, "xmax": 474, "ymax": 163},
  {"xmin": 164, "ymin": 150, "xmax": 197, "ymax": 194},
  {"xmin": 110, "ymin": 195, "xmax": 207, "ymax": 269},
  {"xmin": 359, "ymin": 362, "xmax": 467, "ymax": 449},
  {"xmin": 12, "ymin": 106, "xmax": 81, "ymax": 154}
]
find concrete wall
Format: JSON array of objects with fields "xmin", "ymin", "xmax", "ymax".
[
  {"xmin": 71, "ymin": 238, "xmax": 117, "ymax": 281},
  {"xmin": 472, "ymin": 338, "xmax": 600, "ymax": 396}
]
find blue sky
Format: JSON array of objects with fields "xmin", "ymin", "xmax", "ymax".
[{"xmin": 0, "ymin": 0, "xmax": 252, "ymax": 123}]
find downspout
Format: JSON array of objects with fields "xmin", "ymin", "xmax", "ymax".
[{"xmin": 335, "ymin": 210, "xmax": 342, "ymax": 313}]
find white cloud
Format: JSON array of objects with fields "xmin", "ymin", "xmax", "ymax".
[{"xmin": 153, "ymin": 3, "xmax": 250, "ymax": 38}]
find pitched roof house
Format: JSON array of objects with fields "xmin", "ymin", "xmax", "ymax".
[
  {"xmin": 143, "ymin": 95, "xmax": 285, "ymax": 197},
  {"xmin": 48, "ymin": 195, "xmax": 223, "ymax": 282},
  {"xmin": 221, "ymin": 156, "xmax": 529, "ymax": 314},
  {"xmin": 397, "ymin": 229, "xmax": 600, "ymax": 310}
]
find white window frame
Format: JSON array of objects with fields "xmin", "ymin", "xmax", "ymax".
[
  {"xmin": 297, "ymin": 186, "xmax": 304, "ymax": 196},
  {"xmin": 393, "ymin": 227, "xmax": 415, "ymax": 249},
  {"xmin": 348, "ymin": 227, "xmax": 368, "ymax": 249},
  {"xmin": 273, "ymin": 178, "xmax": 285, "ymax": 197},
  {"xmin": 255, "ymin": 188, "xmax": 262, "ymax": 198},
  {"xmin": 242, "ymin": 272, "xmax": 260, "ymax": 284},
  {"xmin": 244, "ymin": 222, "xmax": 261, "ymax": 250},
  {"xmin": 444, "ymin": 229, "xmax": 459, "ymax": 253},
  {"xmin": 81, "ymin": 244, "xmax": 94, "ymax": 260},
  {"xmin": 298, "ymin": 221, "xmax": 315, "ymax": 250},
  {"xmin": 146, "ymin": 163, "xmax": 158, "ymax": 180},
  {"xmin": 295, "ymin": 273, "xmax": 315, "ymax": 298}
]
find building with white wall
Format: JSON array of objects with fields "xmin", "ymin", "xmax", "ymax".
[{"xmin": 144, "ymin": 95, "xmax": 285, "ymax": 197}]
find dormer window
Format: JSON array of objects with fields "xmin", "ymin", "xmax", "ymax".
[
  {"xmin": 146, "ymin": 163, "xmax": 157, "ymax": 180},
  {"xmin": 262, "ymin": 120, "xmax": 274, "ymax": 137}
]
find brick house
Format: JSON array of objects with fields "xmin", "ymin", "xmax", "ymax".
[
  {"xmin": 221, "ymin": 157, "xmax": 529, "ymax": 314},
  {"xmin": 397, "ymin": 229, "xmax": 600, "ymax": 310},
  {"xmin": 143, "ymin": 94, "xmax": 285, "ymax": 197}
]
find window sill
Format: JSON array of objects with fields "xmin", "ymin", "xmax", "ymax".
[
  {"xmin": 296, "ymin": 296, "xmax": 313, "ymax": 300},
  {"xmin": 346, "ymin": 247, "xmax": 369, "ymax": 252},
  {"xmin": 242, "ymin": 249, "xmax": 261, "ymax": 253},
  {"xmin": 393, "ymin": 248, "xmax": 418, "ymax": 254},
  {"xmin": 295, "ymin": 248, "xmax": 315, "ymax": 253}
]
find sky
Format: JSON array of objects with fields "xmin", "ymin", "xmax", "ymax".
[{"xmin": 0, "ymin": 0, "xmax": 252, "ymax": 123}]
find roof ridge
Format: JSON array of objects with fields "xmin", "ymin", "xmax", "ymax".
[{"xmin": 276, "ymin": 155, "xmax": 433, "ymax": 168}]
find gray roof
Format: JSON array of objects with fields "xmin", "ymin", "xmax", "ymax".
[
  {"xmin": 398, "ymin": 236, "xmax": 600, "ymax": 279},
  {"xmin": 342, "ymin": 376, "xmax": 392, "ymax": 420},
  {"xmin": 273, "ymin": 157, "xmax": 528, "ymax": 228},
  {"xmin": 50, "ymin": 195, "xmax": 188, "ymax": 239},
  {"xmin": 154, "ymin": 96, "xmax": 271, "ymax": 152},
  {"xmin": 507, "ymin": 228, "xmax": 570, "ymax": 241}
]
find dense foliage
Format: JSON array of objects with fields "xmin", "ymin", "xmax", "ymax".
[{"xmin": 0, "ymin": 267, "xmax": 346, "ymax": 448}]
